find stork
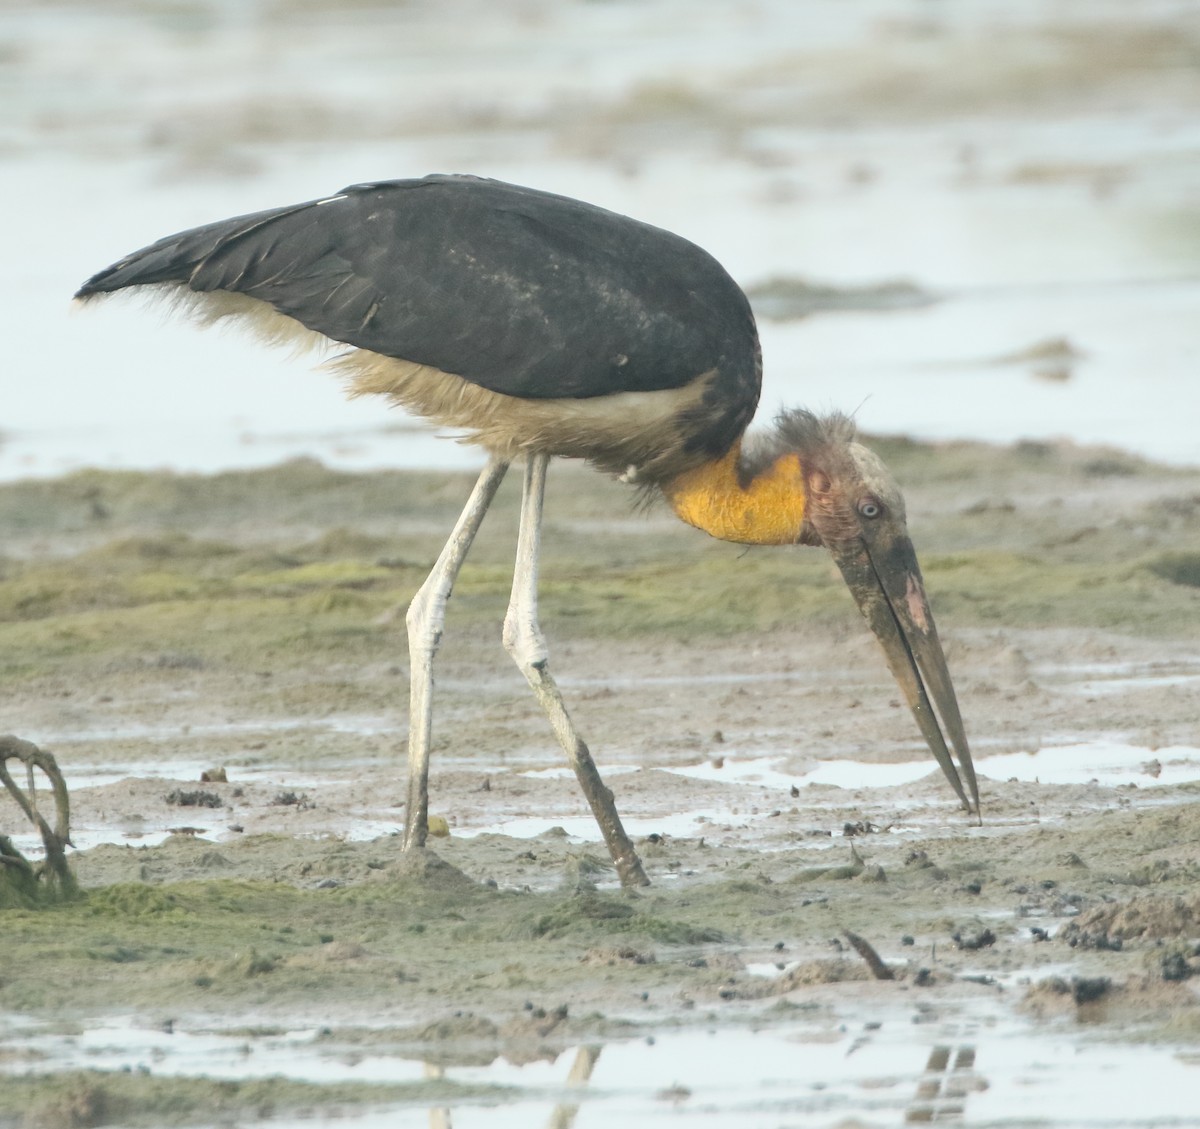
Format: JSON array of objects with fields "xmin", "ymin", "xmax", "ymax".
[{"xmin": 76, "ymin": 175, "xmax": 979, "ymax": 887}]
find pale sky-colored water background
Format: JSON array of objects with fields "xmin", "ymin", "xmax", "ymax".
[{"xmin": 2, "ymin": 0, "xmax": 1199, "ymax": 482}]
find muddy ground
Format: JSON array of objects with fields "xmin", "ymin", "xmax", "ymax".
[{"xmin": 1, "ymin": 438, "xmax": 1198, "ymax": 1124}]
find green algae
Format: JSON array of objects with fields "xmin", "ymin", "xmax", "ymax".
[
  {"xmin": 3, "ymin": 444, "xmax": 1198, "ymax": 699},
  {"xmin": 0, "ymin": 848, "xmax": 741, "ymax": 1018},
  {"xmin": 527, "ymin": 890, "xmax": 728, "ymax": 944},
  {"xmin": 1147, "ymin": 551, "xmax": 1200, "ymax": 588},
  {"xmin": 5, "ymin": 800, "xmax": 1188, "ymax": 1022},
  {"xmin": 0, "ymin": 1070, "xmax": 508, "ymax": 1129}
]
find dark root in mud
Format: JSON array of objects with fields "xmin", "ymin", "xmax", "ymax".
[{"xmin": 0, "ymin": 735, "xmax": 77, "ymax": 905}]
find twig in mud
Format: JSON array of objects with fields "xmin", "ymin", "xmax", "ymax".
[
  {"xmin": 843, "ymin": 930, "xmax": 896, "ymax": 981},
  {"xmin": 0, "ymin": 734, "xmax": 77, "ymax": 899}
]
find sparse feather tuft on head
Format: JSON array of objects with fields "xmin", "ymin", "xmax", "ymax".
[{"xmin": 740, "ymin": 409, "xmax": 857, "ymax": 482}]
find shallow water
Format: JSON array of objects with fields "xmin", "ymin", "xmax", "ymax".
[
  {"xmin": 3, "ymin": 1, "xmax": 1199, "ymax": 480},
  {"xmin": 5, "ymin": 1003, "xmax": 1200, "ymax": 1128},
  {"xmin": 12, "ymin": 733, "xmax": 1199, "ymax": 860},
  {"xmin": 8, "ymin": 641, "xmax": 1199, "ymax": 859}
]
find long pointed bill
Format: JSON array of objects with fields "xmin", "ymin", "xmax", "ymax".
[{"xmin": 829, "ymin": 534, "xmax": 980, "ymax": 818}]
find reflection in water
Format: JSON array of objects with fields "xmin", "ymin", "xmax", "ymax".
[
  {"xmin": 546, "ymin": 1045, "xmax": 602, "ymax": 1129},
  {"xmin": 906, "ymin": 1043, "xmax": 981, "ymax": 1123},
  {"xmin": 6, "ymin": 1014, "xmax": 1200, "ymax": 1126},
  {"xmin": 425, "ymin": 1061, "xmax": 450, "ymax": 1129},
  {"xmin": 421, "ymin": 1045, "xmax": 602, "ymax": 1129}
]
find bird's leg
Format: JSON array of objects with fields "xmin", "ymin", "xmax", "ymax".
[
  {"xmin": 502, "ymin": 453, "xmax": 649, "ymax": 888},
  {"xmin": 404, "ymin": 455, "xmax": 509, "ymax": 850}
]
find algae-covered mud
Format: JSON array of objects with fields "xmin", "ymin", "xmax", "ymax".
[{"xmin": 2, "ymin": 445, "xmax": 1199, "ymax": 1126}]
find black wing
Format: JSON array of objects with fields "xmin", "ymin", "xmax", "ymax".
[{"xmin": 76, "ymin": 175, "xmax": 760, "ymax": 404}]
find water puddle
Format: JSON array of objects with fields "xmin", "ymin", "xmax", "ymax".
[
  {"xmin": 460, "ymin": 808, "xmax": 733, "ymax": 846},
  {"xmin": 974, "ymin": 741, "xmax": 1200, "ymax": 788},
  {"xmin": 13, "ymin": 737, "xmax": 1195, "ymax": 861},
  {"xmin": 671, "ymin": 741, "xmax": 1200, "ymax": 793},
  {"xmin": 6, "ymin": 654, "xmax": 1196, "ymax": 860},
  {"xmin": 24, "ymin": 713, "xmax": 397, "ymax": 756},
  {"xmin": 1038, "ymin": 657, "xmax": 1200, "ymax": 698},
  {"xmin": 412, "ymin": 737, "xmax": 1200, "ymax": 853},
  {"xmin": 4, "ymin": 1005, "xmax": 1198, "ymax": 1128}
]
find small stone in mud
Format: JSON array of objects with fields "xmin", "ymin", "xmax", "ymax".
[
  {"xmin": 953, "ymin": 927, "xmax": 996, "ymax": 951},
  {"xmin": 1059, "ymin": 922, "xmax": 1123, "ymax": 951},
  {"xmin": 1159, "ymin": 949, "xmax": 1195, "ymax": 982},
  {"xmin": 164, "ymin": 789, "xmax": 223, "ymax": 808},
  {"xmin": 270, "ymin": 791, "xmax": 312, "ymax": 808},
  {"xmin": 1071, "ymin": 976, "xmax": 1111, "ymax": 1005}
]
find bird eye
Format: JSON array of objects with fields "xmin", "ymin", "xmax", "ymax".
[{"xmin": 858, "ymin": 497, "xmax": 882, "ymax": 519}]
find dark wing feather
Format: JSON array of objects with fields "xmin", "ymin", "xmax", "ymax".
[{"xmin": 76, "ymin": 175, "xmax": 760, "ymax": 408}]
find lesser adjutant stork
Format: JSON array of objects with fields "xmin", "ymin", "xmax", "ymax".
[{"xmin": 77, "ymin": 175, "xmax": 980, "ymax": 887}]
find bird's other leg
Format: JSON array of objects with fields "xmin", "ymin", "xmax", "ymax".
[
  {"xmin": 404, "ymin": 455, "xmax": 509, "ymax": 850},
  {"xmin": 502, "ymin": 453, "xmax": 649, "ymax": 887}
]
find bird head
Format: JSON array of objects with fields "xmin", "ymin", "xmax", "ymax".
[{"xmin": 762, "ymin": 411, "xmax": 980, "ymax": 816}]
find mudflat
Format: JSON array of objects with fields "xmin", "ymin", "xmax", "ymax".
[{"xmin": 1, "ymin": 439, "xmax": 1198, "ymax": 1124}]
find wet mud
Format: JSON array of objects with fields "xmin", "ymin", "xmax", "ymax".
[{"xmin": 1, "ymin": 441, "xmax": 1198, "ymax": 1125}]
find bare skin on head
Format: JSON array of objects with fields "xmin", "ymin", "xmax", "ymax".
[{"xmin": 662, "ymin": 409, "xmax": 978, "ymax": 819}]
